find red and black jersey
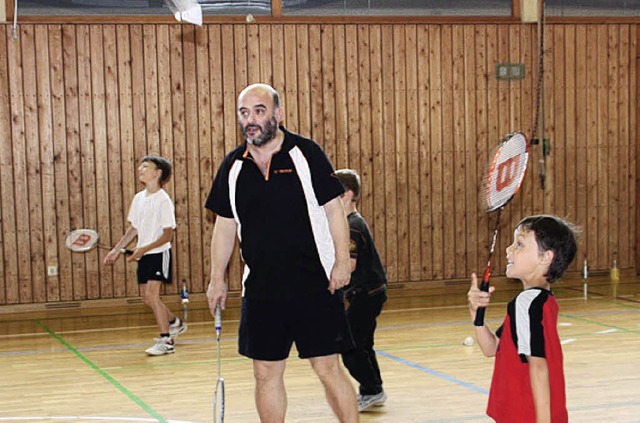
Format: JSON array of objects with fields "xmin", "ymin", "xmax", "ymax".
[{"xmin": 487, "ymin": 288, "xmax": 568, "ymax": 423}]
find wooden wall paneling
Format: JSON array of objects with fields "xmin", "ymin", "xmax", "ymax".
[
  {"xmin": 463, "ymin": 25, "xmax": 479, "ymax": 275},
  {"xmin": 368, "ymin": 25, "xmax": 387, "ymax": 280},
  {"xmin": 356, "ymin": 25, "xmax": 372, "ymax": 230},
  {"xmin": 607, "ymin": 25, "xmax": 621, "ymax": 268},
  {"xmin": 525, "ymin": 24, "xmax": 544, "ymax": 216},
  {"xmin": 343, "ymin": 25, "xmax": 359, "ymax": 173},
  {"xmin": 89, "ymin": 25, "xmax": 114, "ymax": 299},
  {"xmin": 405, "ymin": 25, "xmax": 422, "ymax": 281},
  {"xmin": 551, "ymin": 25, "xmax": 567, "ymax": 222},
  {"xmin": 129, "ymin": 26, "xmax": 148, "ymax": 173},
  {"xmin": 393, "ymin": 24, "xmax": 411, "ymax": 282},
  {"xmin": 574, "ymin": 25, "xmax": 589, "ymax": 264},
  {"xmin": 416, "ymin": 25, "xmax": 431, "ymax": 280},
  {"xmin": 77, "ymin": 25, "xmax": 100, "ymax": 300},
  {"xmin": 168, "ymin": 25, "xmax": 190, "ymax": 289},
  {"xmin": 62, "ymin": 25, "xmax": 87, "ymax": 301},
  {"xmin": 428, "ymin": 25, "xmax": 443, "ymax": 280},
  {"xmin": 194, "ymin": 25, "xmax": 212, "ymax": 293},
  {"xmin": 473, "ymin": 25, "xmax": 488, "ymax": 277},
  {"xmin": 21, "ymin": 25, "xmax": 46, "ymax": 302},
  {"xmin": 332, "ymin": 25, "xmax": 349, "ymax": 169},
  {"xmin": 621, "ymin": 25, "xmax": 640, "ymax": 273},
  {"xmin": 530, "ymin": 25, "xmax": 564, "ymax": 214},
  {"xmin": 440, "ymin": 25, "xmax": 456, "ymax": 279},
  {"xmin": 585, "ymin": 25, "xmax": 600, "ymax": 268},
  {"xmin": 596, "ymin": 25, "xmax": 610, "ymax": 267},
  {"xmin": 451, "ymin": 25, "xmax": 467, "ymax": 279},
  {"xmin": 245, "ymin": 24, "xmax": 261, "ymax": 84},
  {"xmin": 320, "ymin": 24, "xmax": 337, "ymax": 162},
  {"xmin": 116, "ymin": 24, "xmax": 138, "ymax": 297},
  {"xmin": 622, "ymin": 25, "xmax": 636, "ymax": 269},
  {"xmin": 296, "ymin": 25, "xmax": 311, "ymax": 135},
  {"xmin": 34, "ymin": 25, "xmax": 59, "ymax": 302},
  {"xmin": 220, "ymin": 24, "xmax": 242, "ymax": 291},
  {"xmin": 270, "ymin": 25, "xmax": 285, "ymax": 98},
  {"xmin": 48, "ymin": 25, "xmax": 74, "ymax": 301},
  {"xmin": 308, "ymin": 25, "xmax": 325, "ymax": 147},
  {"xmin": 0, "ymin": 26, "xmax": 18, "ymax": 304},
  {"xmin": 258, "ymin": 25, "xmax": 273, "ymax": 86},
  {"xmin": 143, "ymin": 26, "xmax": 160, "ymax": 155},
  {"xmin": 380, "ymin": 25, "xmax": 398, "ymax": 282},
  {"xmin": 282, "ymin": 25, "xmax": 298, "ymax": 132},
  {"xmin": 562, "ymin": 25, "xmax": 577, "ymax": 235},
  {"xmin": 183, "ymin": 25, "xmax": 205, "ymax": 292},
  {"xmin": 233, "ymin": 25, "xmax": 248, "ymax": 95}
]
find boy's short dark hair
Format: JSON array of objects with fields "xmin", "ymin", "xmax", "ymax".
[
  {"xmin": 517, "ymin": 215, "xmax": 579, "ymax": 283},
  {"xmin": 142, "ymin": 156, "xmax": 172, "ymax": 186},
  {"xmin": 334, "ymin": 169, "xmax": 361, "ymax": 201}
]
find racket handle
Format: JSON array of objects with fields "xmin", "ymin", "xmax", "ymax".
[
  {"xmin": 474, "ymin": 307, "xmax": 487, "ymax": 327},
  {"xmin": 215, "ymin": 306, "xmax": 222, "ymax": 332},
  {"xmin": 121, "ymin": 248, "xmax": 133, "ymax": 255},
  {"xmin": 473, "ymin": 276, "xmax": 491, "ymax": 327}
]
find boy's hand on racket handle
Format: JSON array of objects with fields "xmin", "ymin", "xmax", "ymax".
[
  {"xmin": 207, "ymin": 280, "xmax": 228, "ymax": 317},
  {"xmin": 468, "ymin": 272, "xmax": 495, "ymax": 318}
]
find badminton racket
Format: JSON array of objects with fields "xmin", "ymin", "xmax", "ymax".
[
  {"xmin": 474, "ymin": 132, "xmax": 529, "ymax": 327},
  {"xmin": 65, "ymin": 229, "xmax": 133, "ymax": 255},
  {"xmin": 213, "ymin": 305, "xmax": 225, "ymax": 422}
]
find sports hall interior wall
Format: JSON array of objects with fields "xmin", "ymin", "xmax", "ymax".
[{"xmin": 0, "ymin": 20, "xmax": 637, "ymax": 308}]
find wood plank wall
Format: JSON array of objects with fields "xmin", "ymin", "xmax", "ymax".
[{"xmin": 0, "ymin": 22, "xmax": 636, "ymax": 306}]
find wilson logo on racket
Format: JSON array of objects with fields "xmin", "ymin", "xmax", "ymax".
[
  {"xmin": 72, "ymin": 233, "xmax": 92, "ymax": 247},
  {"xmin": 495, "ymin": 155, "xmax": 522, "ymax": 192}
]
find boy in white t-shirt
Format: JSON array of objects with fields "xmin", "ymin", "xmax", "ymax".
[{"xmin": 104, "ymin": 156, "xmax": 186, "ymax": 356}]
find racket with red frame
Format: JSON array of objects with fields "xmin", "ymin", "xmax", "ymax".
[
  {"xmin": 474, "ymin": 132, "xmax": 529, "ymax": 327},
  {"xmin": 65, "ymin": 229, "xmax": 133, "ymax": 255}
]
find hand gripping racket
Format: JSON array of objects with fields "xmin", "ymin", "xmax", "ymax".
[
  {"xmin": 213, "ymin": 306, "xmax": 225, "ymax": 422},
  {"xmin": 65, "ymin": 229, "xmax": 133, "ymax": 255},
  {"xmin": 474, "ymin": 132, "xmax": 529, "ymax": 327}
]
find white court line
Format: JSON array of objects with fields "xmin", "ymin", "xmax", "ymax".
[
  {"xmin": 561, "ymin": 338, "xmax": 576, "ymax": 345},
  {"xmin": 596, "ymin": 328, "xmax": 619, "ymax": 334}
]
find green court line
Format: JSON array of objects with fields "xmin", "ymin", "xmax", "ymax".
[{"xmin": 35, "ymin": 319, "xmax": 168, "ymax": 423}]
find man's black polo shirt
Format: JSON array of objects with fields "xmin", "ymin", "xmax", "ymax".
[{"xmin": 205, "ymin": 127, "xmax": 344, "ymax": 301}]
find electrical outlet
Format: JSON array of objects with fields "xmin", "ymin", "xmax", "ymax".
[{"xmin": 47, "ymin": 265, "xmax": 58, "ymax": 276}]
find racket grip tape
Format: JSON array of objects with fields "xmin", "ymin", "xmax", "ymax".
[
  {"xmin": 121, "ymin": 248, "xmax": 134, "ymax": 255},
  {"xmin": 473, "ymin": 280, "xmax": 490, "ymax": 327},
  {"xmin": 215, "ymin": 306, "xmax": 222, "ymax": 331}
]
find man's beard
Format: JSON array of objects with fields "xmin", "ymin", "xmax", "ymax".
[{"xmin": 242, "ymin": 117, "xmax": 278, "ymax": 147}]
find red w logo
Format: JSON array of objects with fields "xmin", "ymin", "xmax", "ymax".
[
  {"xmin": 72, "ymin": 233, "xmax": 92, "ymax": 247},
  {"xmin": 495, "ymin": 156, "xmax": 521, "ymax": 192}
]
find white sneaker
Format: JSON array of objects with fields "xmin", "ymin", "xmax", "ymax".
[
  {"xmin": 145, "ymin": 337, "xmax": 175, "ymax": 356},
  {"xmin": 169, "ymin": 318, "xmax": 187, "ymax": 340},
  {"xmin": 358, "ymin": 391, "xmax": 387, "ymax": 412}
]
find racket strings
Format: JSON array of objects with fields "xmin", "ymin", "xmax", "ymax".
[{"xmin": 485, "ymin": 133, "xmax": 529, "ymax": 212}]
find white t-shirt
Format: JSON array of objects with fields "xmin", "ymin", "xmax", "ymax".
[{"xmin": 127, "ymin": 188, "xmax": 176, "ymax": 255}]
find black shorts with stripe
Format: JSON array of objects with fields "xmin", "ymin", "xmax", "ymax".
[{"xmin": 137, "ymin": 250, "xmax": 173, "ymax": 284}]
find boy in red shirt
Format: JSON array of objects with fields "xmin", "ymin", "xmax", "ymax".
[{"xmin": 467, "ymin": 215, "xmax": 578, "ymax": 422}]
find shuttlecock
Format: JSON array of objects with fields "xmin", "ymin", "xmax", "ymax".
[
  {"xmin": 246, "ymin": 14, "xmax": 256, "ymax": 23},
  {"xmin": 463, "ymin": 336, "xmax": 475, "ymax": 346}
]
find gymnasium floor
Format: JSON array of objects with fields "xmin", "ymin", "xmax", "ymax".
[{"xmin": 1, "ymin": 276, "xmax": 639, "ymax": 422}]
